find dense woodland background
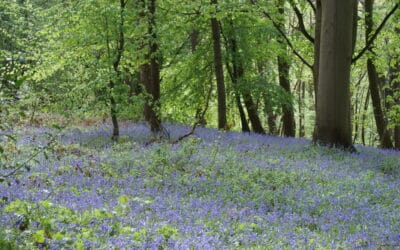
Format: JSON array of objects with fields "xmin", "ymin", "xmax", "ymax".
[{"xmin": 1, "ymin": 0, "xmax": 400, "ymax": 149}]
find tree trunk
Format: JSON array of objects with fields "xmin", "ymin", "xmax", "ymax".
[
  {"xmin": 297, "ymin": 80, "xmax": 305, "ymax": 137},
  {"xmin": 395, "ymin": 126, "xmax": 400, "ymax": 149},
  {"xmin": 361, "ymin": 89, "xmax": 370, "ymax": 146},
  {"xmin": 276, "ymin": 0, "xmax": 295, "ymax": 137},
  {"xmin": 237, "ymin": 96, "xmax": 250, "ymax": 132},
  {"xmin": 225, "ymin": 39, "xmax": 250, "ymax": 132},
  {"xmin": 141, "ymin": 0, "xmax": 161, "ymax": 133},
  {"xmin": 388, "ymin": 19, "xmax": 400, "ymax": 149},
  {"xmin": 190, "ymin": 30, "xmax": 199, "ymax": 52},
  {"xmin": 311, "ymin": 0, "xmax": 322, "ymax": 141},
  {"xmin": 264, "ymin": 103, "xmax": 278, "ymax": 135},
  {"xmin": 227, "ymin": 29, "xmax": 265, "ymax": 134},
  {"xmin": 278, "ymin": 56, "xmax": 295, "ymax": 137},
  {"xmin": 108, "ymin": 0, "xmax": 127, "ymax": 140},
  {"xmin": 315, "ymin": 0, "xmax": 355, "ymax": 149},
  {"xmin": 210, "ymin": 0, "xmax": 227, "ymax": 130},
  {"xmin": 364, "ymin": 0, "xmax": 393, "ymax": 148},
  {"xmin": 312, "ymin": 0, "xmax": 321, "ymax": 105},
  {"xmin": 258, "ymin": 63, "xmax": 277, "ymax": 135}
]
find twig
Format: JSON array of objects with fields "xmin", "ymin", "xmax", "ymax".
[
  {"xmin": 1, "ymin": 149, "xmax": 41, "ymax": 179},
  {"xmin": 173, "ymin": 79, "xmax": 213, "ymax": 144}
]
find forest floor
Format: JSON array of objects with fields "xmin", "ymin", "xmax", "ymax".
[{"xmin": 1, "ymin": 122, "xmax": 400, "ymax": 249}]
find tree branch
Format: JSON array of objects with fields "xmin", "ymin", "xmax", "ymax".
[
  {"xmin": 352, "ymin": 3, "xmax": 399, "ymax": 64},
  {"xmin": 249, "ymin": 0, "xmax": 313, "ymax": 70},
  {"xmin": 173, "ymin": 79, "xmax": 213, "ymax": 144},
  {"xmin": 305, "ymin": 0, "xmax": 316, "ymax": 13},
  {"xmin": 288, "ymin": 0, "xmax": 315, "ymax": 44}
]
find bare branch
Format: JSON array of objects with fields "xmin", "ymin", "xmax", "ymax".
[{"xmin": 289, "ymin": 0, "xmax": 315, "ymax": 43}]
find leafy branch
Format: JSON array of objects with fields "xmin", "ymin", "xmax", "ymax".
[
  {"xmin": 249, "ymin": 0, "xmax": 313, "ymax": 70},
  {"xmin": 352, "ymin": 3, "xmax": 399, "ymax": 64}
]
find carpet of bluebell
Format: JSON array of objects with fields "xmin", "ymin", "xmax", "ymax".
[{"xmin": 1, "ymin": 122, "xmax": 400, "ymax": 249}]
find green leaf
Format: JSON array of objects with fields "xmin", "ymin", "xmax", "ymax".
[
  {"xmin": 33, "ymin": 230, "xmax": 46, "ymax": 244},
  {"xmin": 118, "ymin": 195, "xmax": 130, "ymax": 204}
]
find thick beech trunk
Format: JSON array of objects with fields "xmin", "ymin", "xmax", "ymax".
[
  {"xmin": 365, "ymin": 0, "xmax": 393, "ymax": 148},
  {"xmin": 315, "ymin": 0, "xmax": 355, "ymax": 149},
  {"xmin": 210, "ymin": 0, "xmax": 227, "ymax": 130}
]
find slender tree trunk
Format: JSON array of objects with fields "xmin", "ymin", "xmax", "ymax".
[
  {"xmin": 227, "ymin": 30, "xmax": 265, "ymax": 134},
  {"xmin": 353, "ymin": 89, "xmax": 360, "ymax": 144},
  {"xmin": 226, "ymin": 46, "xmax": 250, "ymax": 132},
  {"xmin": 312, "ymin": 0, "xmax": 321, "ymax": 106},
  {"xmin": 242, "ymin": 92, "xmax": 265, "ymax": 134},
  {"xmin": 389, "ymin": 21, "xmax": 400, "ymax": 149},
  {"xmin": 278, "ymin": 56, "xmax": 295, "ymax": 137},
  {"xmin": 210, "ymin": 0, "xmax": 227, "ymax": 130},
  {"xmin": 258, "ymin": 65, "xmax": 277, "ymax": 135},
  {"xmin": 301, "ymin": 81, "xmax": 305, "ymax": 137},
  {"xmin": 312, "ymin": 0, "xmax": 321, "ymax": 141},
  {"xmin": 106, "ymin": 0, "xmax": 127, "ymax": 140},
  {"xmin": 297, "ymin": 80, "xmax": 305, "ymax": 137},
  {"xmin": 364, "ymin": 0, "xmax": 393, "ymax": 148},
  {"xmin": 361, "ymin": 89, "xmax": 370, "ymax": 146},
  {"xmin": 395, "ymin": 126, "xmax": 400, "ymax": 149},
  {"xmin": 267, "ymin": 112, "xmax": 277, "ymax": 135},
  {"xmin": 140, "ymin": 0, "xmax": 161, "ymax": 132},
  {"xmin": 315, "ymin": 0, "xmax": 355, "ymax": 149},
  {"xmin": 228, "ymin": 68, "xmax": 250, "ymax": 133},
  {"xmin": 277, "ymin": 0, "xmax": 295, "ymax": 137},
  {"xmin": 237, "ymin": 96, "xmax": 250, "ymax": 132},
  {"xmin": 190, "ymin": 30, "xmax": 199, "ymax": 52}
]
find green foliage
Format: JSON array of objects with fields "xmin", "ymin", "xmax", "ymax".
[
  {"xmin": 380, "ymin": 156, "xmax": 400, "ymax": 175},
  {"xmin": 157, "ymin": 225, "xmax": 179, "ymax": 240}
]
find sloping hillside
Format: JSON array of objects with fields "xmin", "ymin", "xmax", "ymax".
[{"xmin": 1, "ymin": 123, "xmax": 400, "ymax": 249}]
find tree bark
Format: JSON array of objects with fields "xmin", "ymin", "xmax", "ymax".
[
  {"xmin": 210, "ymin": 0, "xmax": 227, "ymax": 130},
  {"xmin": 315, "ymin": 0, "xmax": 355, "ymax": 149},
  {"xmin": 278, "ymin": 56, "xmax": 295, "ymax": 137},
  {"xmin": 277, "ymin": 0, "xmax": 295, "ymax": 137},
  {"xmin": 140, "ymin": 0, "xmax": 161, "ymax": 133},
  {"xmin": 361, "ymin": 89, "xmax": 370, "ymax": 146},
  {"xmin": 107, "ymin": 0, "xmax": 127, "ymax": 140},
  {"xmin": 312, "ymin": 0, "xmax": 321, "ymax": 105},
  {"xmin": 364, "ymin": 0, "xmax": 393, "ymax": 148},
  {"xmin": 297, "ymin": 80, "xmax": 305, "ymax": 137},
  {"xmin": 190, "ymin": 30, "xmax": 199, "ymax": 52},
  {"xmin": 389, "ymin": 17, "xmax": 400, "ymax": 149},
  {"xmin": 225, "ymin": 37, "xmax": 250, "ymax": 133},
  {"xmin": 311, "ymin": 0, "xmax": 321, "ymax": 141},
  {"xmin": 227, "ymin": 28, "xmax": 265, "ymax": 134}
]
